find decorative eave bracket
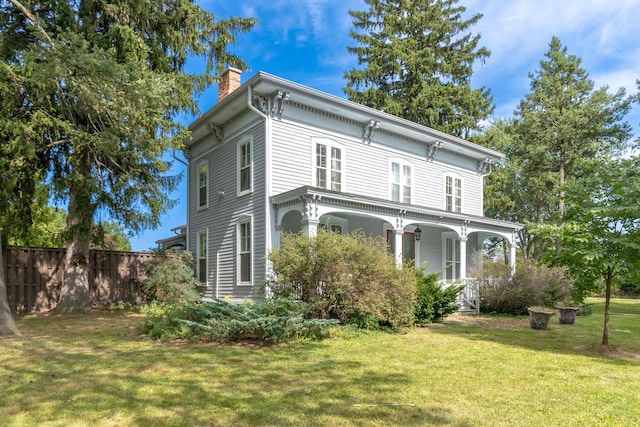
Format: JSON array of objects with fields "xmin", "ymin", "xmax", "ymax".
[
  {"xmin": 207, "ymin": 122, "xmax": 223, "ymax": 143},
  {"xmin": 270, "ymin": 89, "xmax": 290, "ymax": 120},
  {"xmin": 477, "ymin": 157, "xmax": 492, "ymax": 175},
  {"xmin": 426, "ymin": 140, "xmax": 444, "ymax": 162},
  {"xmin": 362, "ymin": 119, "xmax": 380, "ymax": 144},
  {"xmin": 252, "ymin": 89, "xmax": 291, "ymax": 120}
]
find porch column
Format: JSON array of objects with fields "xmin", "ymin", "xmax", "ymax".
[
  {"xmin": 394, "ymin": 229, "xmax": 404, "ymax": 267},
  {"xmin": 509, "ymin": 243, "xmax": 517, "ymax": 277},
  {"xmin": 459, "ymin": 237, "xmax": 467, "ymax": 280},
  {"xmin": 302, "ymin": 219, "xmax": 319, "ymax": 237}
]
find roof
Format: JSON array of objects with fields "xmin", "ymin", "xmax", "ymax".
[{"xmin": 188, "ymin": 71, "xmax": 505, "ymax": 161}]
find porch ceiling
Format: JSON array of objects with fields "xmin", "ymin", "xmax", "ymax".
[{"xmin": 272, "ymin": 186, "xmax": 522, "ymax": 235}]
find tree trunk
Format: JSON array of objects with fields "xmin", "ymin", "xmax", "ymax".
[
  {"xmin": 558, "ymin": 156, "xmax": 565, "ymax": 214},
  {"xmin": 0, "ymin": 233, "xmax": 20, "ymax": 335},
  {"xmin": 54, "ymin": 191, "xmax": 92, "ymax": 313},
  {"xmin": 602, "ymin": 268, "xmax": 612, "ymax": 346}
]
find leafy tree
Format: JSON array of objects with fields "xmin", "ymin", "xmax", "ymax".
[
  {"xmin": 476, "ymin": 37, "xmax": 635, "ymax": 262},
  {"xmin": 90, "ymin": 221, "xmax": 132, "ymax": 251},
  {"xmin": 344, "ymin": 0, "xmax": 493, "ymax": 138},
  {"xmin": 1, "ymin": 0, "xmax": 254, "ymax": 312},
  {"xmin": 535, "ymin": 157, "xmax": 640, "ymax": 345}
]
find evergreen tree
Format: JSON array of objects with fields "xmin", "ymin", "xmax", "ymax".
[
  {"xmin": 0, "ymin": 0, "xmax": 254, "ymax": 313},
  {"xmin": 514, "ymin": 37, "xmax": 633, "ymax": 217},
  {"xmin": 344, "ymin": 0, "xmax": 493, "ymax": 138},
  {"xmin": 476, "ymin": 37, "xmax": 635, "ymax": 262},
  {"xmin": 473, "ymin": 120, "xmax": 551, "ymax": 263}
]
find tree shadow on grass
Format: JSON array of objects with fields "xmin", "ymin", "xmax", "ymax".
[
  {"xmin": 2, "ymin": 312, "xmax": 471, "ymax": 427},
  {"xmin": 428, "ymin": 312, "xmax": 640, "ymax": 366}
]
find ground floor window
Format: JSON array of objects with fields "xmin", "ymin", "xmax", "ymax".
[
  {"xmin": 238, "ymin": 219, "xmax": 251, "ymax": 283},
  {"xmin": 197, "ymin": 230, "xmax": 207, "ymax": 283}
]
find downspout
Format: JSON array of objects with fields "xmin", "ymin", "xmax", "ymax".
[
  {"xmin": 479, "ymin": 161, "xmax": 492, "ymax": 217},
  {"xmin": 247, "ymin": 86, "xmax": 272, "ymax": 297}
]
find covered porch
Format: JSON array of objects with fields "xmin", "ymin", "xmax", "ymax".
[{"xmin": 271, "ymin": 186, "xmax": 521, "ymax": 312}]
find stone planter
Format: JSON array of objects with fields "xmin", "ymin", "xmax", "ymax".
[
  {"xmin": 556, "ymin": 306, "xmax": 580, "ymax": 324},
  {"xmin": 528, "ymin": 307, "xmax": 554, "ymax": 330}
]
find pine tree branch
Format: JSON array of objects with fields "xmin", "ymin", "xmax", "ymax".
[{"xmin": 7, "ymin": 0, "xmax": 55, "ymax": 48}]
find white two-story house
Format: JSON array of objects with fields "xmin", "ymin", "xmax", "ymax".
[{"xmin": 185, "ymin": 68, "xmax": 521, "ymax": 308}]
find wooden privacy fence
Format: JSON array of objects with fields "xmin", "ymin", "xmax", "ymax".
[{"xmin": 4, "ymin": 247, "xmax": 163, "ymax": 315}]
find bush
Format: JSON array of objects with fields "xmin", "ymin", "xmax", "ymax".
[
  {"xmin": 268, "ymin": 229, "xmax": 417, "ymax": 329},
  {"xmin": 139, "ymin": 299, "xmax": 339, "ymax": 342},
  {"xmin": 618, "ymin": 280, "xmax": 640, "ymax": 297},
  {"xmin": 414, "ymin": 267, "xmax": 462, "ymax": 324},
  {"xmin": 477, "ymin": 260, "xmax": 571, "ymax": 315},
  {"xmin": 142, "ymin": 250, "xmax": 201, "ymax": 304}
]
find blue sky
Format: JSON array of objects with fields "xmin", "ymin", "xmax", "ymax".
[{"xmin": 129, "ymin": 0, "xmax": 640, "ymax": 251}]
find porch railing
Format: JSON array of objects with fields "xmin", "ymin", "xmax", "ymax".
[{"xmin": 440, "ymin": 278, "xmax": 480, "ymax": 314}]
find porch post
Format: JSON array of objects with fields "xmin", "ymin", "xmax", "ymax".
[
  {"xmin": 394, "ymin": 229, "xmax": 404, "ymax": 267},
  {"xmin": 459, "ymin": 237, "xmax": 467, "ymax": 280},
  {"xmin": 302, "ymin": 219, "xmax": 319, "ymax": 238},
  {"xmin": 509, "ymin": 243, "xmax": 517, "ymax": 277}
]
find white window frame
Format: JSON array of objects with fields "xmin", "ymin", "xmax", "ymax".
[
  {"xmin": 319, "ymin": 215, "xmax": 348, "ymax": 235},
  {"xmin": 197, "ymin": 229, "xmax": 208, "ymax": 284},
  {"xmin": 444, "ymin": 173, "xmax": 463, "ymax": 213},
  {"xmin": 313, "ymin": 138, "xmax": 344, "ymax": 192},
  {"xmin": 197, "ymin": 161, "xmax": 208, "ymax": 210},
  {"xmin": 237, "ymin": 138, "xmax": 252, "ymax": 196},
  {"xmin": 389, "ymin": 159, "xmax": 413, "ymax": 204},
  {"xmin": 237, "ymin": 216, "xmax": 252, "ymax": 285},
  {"xmin": 442, "ymin": 233, "xmax": 461, "ymax": 282}
]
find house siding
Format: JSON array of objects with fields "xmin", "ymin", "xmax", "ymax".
[
  {"xmin": 269, "ymin": 108, "xmax": 484, "ymax": 215},
  {"xmin": 188, "ymin": 120, "xmax": 266, "ymax": 299}
]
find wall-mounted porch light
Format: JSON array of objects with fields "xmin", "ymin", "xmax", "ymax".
[{"xmin": 414, "ymin": 226, "xmax": 422, "ymax": 241}]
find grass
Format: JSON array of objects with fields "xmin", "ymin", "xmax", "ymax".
[{"xmin": 1, "ymin": 298, "xmax": 639, "ymax": 426}]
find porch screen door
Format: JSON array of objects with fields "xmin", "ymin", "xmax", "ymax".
[{"xmin": 444, "ymin": 237, "xmax": 460, "ymax": 281}]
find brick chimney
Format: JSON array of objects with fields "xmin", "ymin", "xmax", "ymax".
[{"xmin": 217, "ymin": 67, "xmax": 242, "ymax": 102}]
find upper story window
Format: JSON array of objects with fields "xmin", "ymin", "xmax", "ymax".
[
  {"xmin": 238, "ymin": 140, "xmax": 252, "ymax": 195},
  {"xmin": 390, "ymin": 160, "xmax": 412, "ymax": 204},
  {"xmin": 445, "ymin": 174, "xmax": 462, "ymax": 213},
  {"xmin": 315, "ymin": 142, "xmax": 342, "ymax": 191},
  {"xmin": 198, "ymin": 162, "xmax": 208, "ymax": 209}
]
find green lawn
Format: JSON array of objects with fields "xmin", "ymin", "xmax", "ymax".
[{"xmin": 1, "ymin": 299, "xmax": 639, "ymax": 426}]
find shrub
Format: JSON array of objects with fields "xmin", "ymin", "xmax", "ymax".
[
  {"xmin": 142, "ymin": 250, "xmax": 201, "ymax": 304},
  {"xmin": 618, "ymin": 280, "xmax": 640, "ymax": 297},
  {"xmin": 268, "ymin": 229, "xmax": 417, "ymax": 329},
  {"xmin": 477, "ymin": 260, "xmax": 571, "ymax": 315},
  {"xmin": 414, "ymin": 267, "xmax": 462, "ymax": 324},
  {"xmin": 139, "ymin": 299, "xmax": 338, "ymax": 342}
]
